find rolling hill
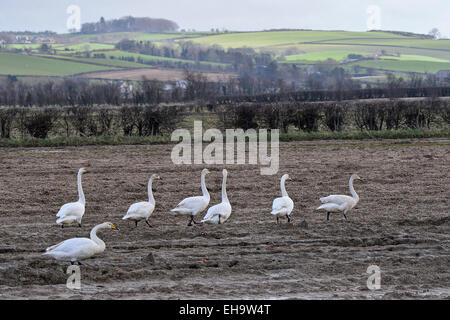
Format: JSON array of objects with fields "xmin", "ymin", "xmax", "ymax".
[{"xmin": 1, "ymin": 29, "xmax": 450, "ymax": 81}]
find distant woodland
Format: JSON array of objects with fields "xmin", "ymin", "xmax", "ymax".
[{"xmin": 80, "ymin": 16, "xmax": 179, "ymax": 34}]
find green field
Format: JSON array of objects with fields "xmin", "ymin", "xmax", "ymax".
[
  {"xmin": 2, "ymin": 29, "xmax": 450, "ymax": 77},
  {"xmin": 281, "ymin": 49, "xmax": 450, "ymax": 72},
  {"xmin": 275, "ymin": 43, "xmax": 450, "ymax": 61},
  {"xmin": 282, "ymin": 50, "xmax": 369, "ymax": 63},
  {"xmin": 348, "ymin": 59, "xmax": 450, "ymax": 74},
  {"xmin": 380, "ymin": 54, "xmax": 449, "ymax": 63},
  {"xmin": 62, "ymin": 32, "xmax": 202, "ymax": 44},
  {"xmin": 185, "ymin": 30, "xmax": 450, "ymax": 74},
  {"xmin": 53, "ymin": 43, "xmax": 116, "ymax": 52},
  {"xmin": 37, "ymin": 54, "xmax": 146, "ymax": 68},
  {"xmin": 4, "ymin": 44, "xmax": 43, "ymax": 50},
  {"xmin": 317, "ymin": 38, "xmax": 450, "ymax": 51},
  {"xmin": 187, "ymin": 30, "xmax": 408, "ymax": 48},
  {"xmin": 102, "ymin": 50, "xmax": 229, "ymax": 68},
  {"xmin": 0, "ymin": 52, "xmax": 117, "ymax": 76}
]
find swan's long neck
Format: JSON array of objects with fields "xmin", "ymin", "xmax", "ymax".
[
  {"xmin": 148, "ymin": 176, "xmax": 155, "ymax": 205},
  {"xmin": 77, "ymin": 171, "xmax": 85, "ymax": 205},
  {"xmin": 201, "ymin": 172, "xmax": 210, "ymax": 200},
  {"xmin": 281, "ymin": 176, "xmax": 288, "ymax": 197},
  {"xmin": 349, "ymin": 176, "xmax": 359, "ymax": 201},
  {"xmin": 221, "ymin": 173, "xmax": 229, "ymax": 203},
  {"xmin": 90, "ymin": 224, "xmax": 106, "ymax": 250}
]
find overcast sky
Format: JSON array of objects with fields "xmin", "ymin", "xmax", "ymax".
[{"xmin": 0, "ymin": 0, "xmax": 449, "ymax": 37}]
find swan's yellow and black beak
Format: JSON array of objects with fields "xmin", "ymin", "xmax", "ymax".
[
  {"xmin": 287, "ymin": 177, "xmax": 292, "ymax": 181},
  {"xmin": 111, "ymin": 224, "xmax": 119, "ymax": 231}
]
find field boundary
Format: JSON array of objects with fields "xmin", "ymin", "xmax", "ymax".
[{"xmin": 1, "ymin": 129, "xmax": 448, "ymax": 148}]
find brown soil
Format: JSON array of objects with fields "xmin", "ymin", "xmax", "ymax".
[
  {"xmin": 83, "ymin": 68, "xmax": 236, "ymax": 82},
  {"xmin": 0, "ymin": 139, "xmax": 449, "ymax": 299}
]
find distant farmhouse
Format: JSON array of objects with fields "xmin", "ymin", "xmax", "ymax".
[{"xmin": 15, "ymin": 35, "xmax": 55, "ymax": 44}]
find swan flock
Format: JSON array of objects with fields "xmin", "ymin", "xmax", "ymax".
[{"xmin": 44, "ymin": 168, "xmax": 362, "ymax": 264}]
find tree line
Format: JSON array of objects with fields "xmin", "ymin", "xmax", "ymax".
[
  {"xmin": 0, "ymin": 99, "xmax": 448, "ymax": 140},
  {"xmin": 81, "ymin": 16, "xmax": 179, "ymax": 34},
  {"xmin": 217, "ymin": 99, "xmax": 449, "ymax": 133},
  {"xmin": 1, "ymin": 75, "xmax": 449, "ymax": 109}
]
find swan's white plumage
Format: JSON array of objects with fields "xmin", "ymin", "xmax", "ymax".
[
  {"xmin": 45, "ymin": 238, "xmax": 101, "ymax": 261},
  {"xmin": 316, "ymin": 202, "xmax": 347, "ymax": 212},
  {"xmin": 319, "ymin": 195, "xmax": 354, "ymax": 206},
  {"xmin": 201, "ymin": 202, "xmax": 231, "ymax": 224},
  {"xmin": 172, "ymin": 196, "xmax": 209, "ymax": 215},
  {"xmin": 124, "ymin": 202, "xmax": 155, "ymax": 220},
  {"xmin": 56, "ymin": 202, "xmax": 84, "ymax": 218},
  {"xmin": 271, "ymin": 197, "xmax": 294, "ymax": 216},
  {"xmin": 56, "ymin": 168, "xmax": 88, "ymax": 227},
  {"xmin": 171, "ymin": 169, "xmax": 210, "ymax": 225},
  {"xmin": 316, "ymin": 174, "xmax": 361, "ymax": 219},
  {"xmin": 270, "ymin": 174, "xmax": 294, "ymax": 222},
  {"xmin": 201, "ymin": 169, "xmax": 231, "ymax": 224},
  {"xmin": 43, "ymin": 222, "xmax": 118, "ymax": 263},
  {"xmin": 122, "ymin": 174, "xmax": 160, "ymax": 225}
]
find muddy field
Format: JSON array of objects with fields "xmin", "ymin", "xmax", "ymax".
[
  {"xmin": 84, "ymin": 67, "xmax": 236, "ymax": 82},
  {"xmin": 0, "ymin": 139, "xmax": 448, "ymax": 299}
]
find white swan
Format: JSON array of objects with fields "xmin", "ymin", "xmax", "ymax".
[
  {"xmin": 56, "ymin": 168, "xmax": 88, "ymax": 228},
  {"xmin": 171, "ymin": 168, "xmax": 210, "ymax": 226},
  {"xmin": 43, "ymin": 222, "xmax": 119, "ymax": 265},
  {"xmin": 201, "ymin": 169, "xmax": 232, "ymax": 224},
  {"xmin": 270, "ymin": 174, "xmax": 294, "ymax": 224},
  {"xmin": 123, "ymin": 174, "xmax": 161, "ymax": 228},
  {"xmin": 316, "ymin": 173, "xmax": 362, "ymax": 220}
]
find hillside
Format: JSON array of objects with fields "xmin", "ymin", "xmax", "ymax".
[{"xmin": 1, "ymin": 29, "xmax": 450, "ymax": 82}]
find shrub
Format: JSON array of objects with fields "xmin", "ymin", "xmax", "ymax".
[
  {"xmin": 323, "ymin": 103, "xmax": 346, "ymax": 131},
  {"xmin": 0, "ymin": 108, "xmax": 17, "ymax": 138},
  {"xmin": 353, "ymin": 102, "xmax": 385, "ymax": 131},
  {"xmin": 69, "ymin": 106, "xmax": 91, "ymax": 136},
  {"xmin": 385, "ymin": 100, "xmax": 404, "ymax": 130},
  {"xmin": 232, "ymin": 104, "xmax": 259, "ymax": 130},
  {"xmin": 261, "ymin": 103, "xmax": 281, "ymax": 130},
  {"xmin": 119, "ymin": 106, "xmax": 136, "ymax": 136},
  {"xmin": 23, "ymin": 108, "xmax": 59, "ymax": 139},
  {"xmin": 440, "ymin": 100, "xmax": 450, "ymax": 124},
  {"xmin": 97, "ymin": 107, "xmax": 116, "ymax": 136},
  {"xmin": 291, "ymin": 103, "xmax": 321, "ymax": 132}
]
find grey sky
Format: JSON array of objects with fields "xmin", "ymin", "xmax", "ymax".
[{"xmin": 0, "ymin": 0, "xmax": 449, "ymax": 37}]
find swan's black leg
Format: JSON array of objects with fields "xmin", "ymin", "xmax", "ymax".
[
  {"xmin": 343, "ymin": 213, "xmax": 347, "ymax": 220},
  {"xmin": 287, "ymin": 215, "xmax": 291, "ymax": 223},
  {"xmin": 327, "ymin": 212, "xmax": 330, "ymax": 221},
  {"xmin": 77, "ymin": 261, "xmax": 83, "ymax": 265},
  {"xmin": 145, "ymin": 220, "xmax": 153, "ymax": 228},
  {"xmin": 276, "ymin": 217, "xmax": 279, "ymax": 224},
  {"xmin": 78, "ymin": 223, "xmax": 82, "ymax": 228},
  {"xmin": 70, "ymin": 261, "xmax": 74, "ymax": 265},
  {"xmin": 188, "ymin": 215, "xmax": 201, "ymax": 225},
  {"xmin": 61, "ymin": 225, "xmax": 64, "ymax": 229},
  {"xmin": 135, "ymin": 221, "xmax": 138, "ymax": 228}
]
